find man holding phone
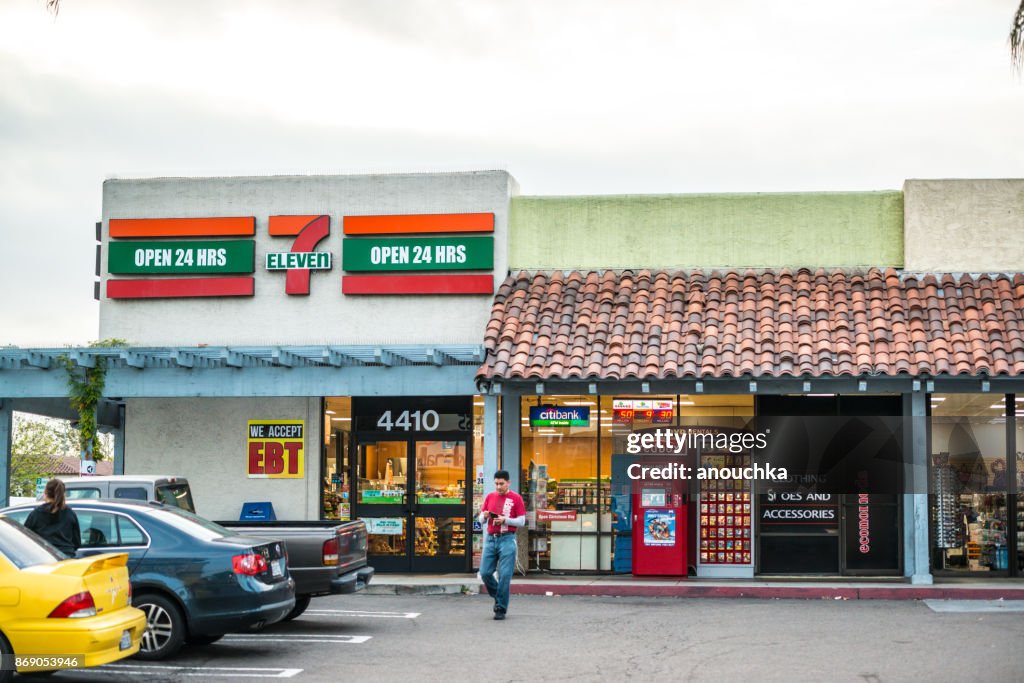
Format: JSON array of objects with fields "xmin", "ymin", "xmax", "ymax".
[{"xmin": 477, "ymin": 470, "xmax": 525, "ymax": 620}]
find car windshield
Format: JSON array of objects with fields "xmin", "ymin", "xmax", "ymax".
[
  {"xmin": 145, "ymin": 505, "xmax": 233, "ymax": 541},
  {"xmin": 0, "ymin": 516, "xmax": 64, "ymax": 568},
  {"xmin": 155, "ymin": 484, "xmax": 196, "ymax": 513}
]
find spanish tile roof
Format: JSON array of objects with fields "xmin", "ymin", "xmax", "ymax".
[
  {"xmin": 478, "ymin": 268, "xmax": 1024, "ymax": 380},
  {"xmin": 50, "ymin": 455, "xmax": 114, "ymax": 476}
]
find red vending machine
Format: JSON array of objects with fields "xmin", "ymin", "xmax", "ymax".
[{"xmin": 631, "ymin": 481, "xmax": 688, "ymax": 576}]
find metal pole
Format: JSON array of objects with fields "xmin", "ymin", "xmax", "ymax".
[
  {"xmin": 0, "ymin": 401, "xmax": 11, "ymax": 508},
  {"xmin": 907, "ymin": 390, "xmax": 933, "ymax": 584},
  {"xmin": 482, "ymin": 393, "xmax": 499, "ymax": 498}
]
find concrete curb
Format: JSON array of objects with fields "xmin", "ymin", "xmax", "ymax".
[
  {"xmin": 364, "ymin": 583, "xmax": 478, "ymax": 596},
  {"xmin": 508, "ymin": 584, "xmax": 1024, "ymax": 600},
  {"xmin": 361, "ymin": 582, "xmax": 1024, "ymax": 601}
]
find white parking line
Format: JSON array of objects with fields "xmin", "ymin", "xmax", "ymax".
[
  {"xmin": 223, "ymin": 633, "xmax": 372, "ymax": 644},
  {"xmin": 85, "ymin": 664, "xmax": 303, "ymax": 678},
  {"xmin": 304, "ymin": 609, "xmax": 421, "ymax": 619},
  {"xmin": 924, "ymin": 599, "xmax": 1024, "ymax": 613}
]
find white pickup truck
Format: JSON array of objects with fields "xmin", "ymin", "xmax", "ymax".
[{"xmin": 59, "ymin": 475, "xmax": 196, "ymax": 510}]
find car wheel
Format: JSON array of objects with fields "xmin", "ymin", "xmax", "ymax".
[
  {"xmin": 134, "ymin": 593, "xmax": 186, "ymax": 660},
  {"xmin": 0, "ymin": 631, "xmax": 13, "ymax": 683},
  {"xmin": 281, "ymin": 595, "xmax": 312, "ymax": 622},
  {"xmin": 185, "ymin": 634, "xmax": 224, "ymax": 646}
]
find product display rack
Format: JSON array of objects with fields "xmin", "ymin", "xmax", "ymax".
[
  {"xmin": 554, "ymin": 479, "xmax": 611, "ymax": 513},
  {"xmin": 1017, "ymin": 498, "xmax": 1024, "ymax": 571},
  {"xmin": 979, "ymin": 496, "xmax": 1007, "ymax": 570},
  {"xmin": 699, "ymin": 453, "xmax": 753, "ymax": 565},
  {"xmin": 931, "ymin": 464, "xmax": 962, "ymax": 549},
  {"xmin": 415, "ymin": 518, "xmax": 437, "ymax": 557},
  {"xmin": 450, "ymin": 519, "xmax": 466, "ymax": 556}
]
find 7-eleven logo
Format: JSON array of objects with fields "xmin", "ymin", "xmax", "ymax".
[{"xmin": 266, "ymin": 215, "xmax": 331, "ymax": 295}]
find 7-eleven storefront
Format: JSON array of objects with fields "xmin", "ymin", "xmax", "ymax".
[{"xmin": 73, "ymin": 171, "xmax": 516, "ymax": 573}]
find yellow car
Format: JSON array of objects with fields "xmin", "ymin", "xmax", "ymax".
[{"xmin": 0, "ymin": 515, "xmax": 146, "ymax": 681}]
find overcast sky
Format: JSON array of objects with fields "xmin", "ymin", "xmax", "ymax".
[{"xmin": 1, "ymin": 0, "xmax": 1022, "ymax": 346}]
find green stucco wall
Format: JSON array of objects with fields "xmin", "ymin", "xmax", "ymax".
[{"xmin": 509, "ymin": 192, "xmax": 904, "ymax": 270}]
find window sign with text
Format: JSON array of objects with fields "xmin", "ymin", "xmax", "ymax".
[{"xmin": 247, "ymin": 420, "xmax": 305, "ymax": 478}]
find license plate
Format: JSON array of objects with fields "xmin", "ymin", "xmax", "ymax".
[
  {"xmin": 271, "ymin": 559, "xmax": 283, "ymax": 577},
  {"xmin": 119, "ymin": 629, "xmax": 132, "ymax": 651}
]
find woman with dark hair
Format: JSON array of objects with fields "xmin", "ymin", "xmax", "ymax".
[{"xmin": 24, "ymin": 478, "xmax": 81, "ymax": 557}]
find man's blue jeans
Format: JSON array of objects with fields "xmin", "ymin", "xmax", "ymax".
[{"xmin": 480, "ymin": 533, "xmax": 516, "ymax": 613}]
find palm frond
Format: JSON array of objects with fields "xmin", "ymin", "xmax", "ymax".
[{"xmin": 1013, "ymin": 0, "xmax": 1024, "ymax": 71}]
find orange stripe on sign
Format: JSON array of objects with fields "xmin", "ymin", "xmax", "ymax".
[
  {"xmin": 343, "ymin": 213, "xmax": 494, "ymax": 235},
  {"xmin": 269, "ymin": 215, "xmax": 322, "ymax": 236},
  {"xmin": 109, "ymin": 217, "xmax": 255, "ymax": 238}
]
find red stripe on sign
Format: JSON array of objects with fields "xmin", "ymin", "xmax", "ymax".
[
  {"xmin": 343, "ymin": 274, "xmax": 493, "ymax": 295},
  {"xmin": 107, "ymin": 277, "xmax": 255, "ymax": 299}
]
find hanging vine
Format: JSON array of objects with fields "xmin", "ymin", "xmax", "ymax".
[{"xmin": 59, "ymin": 339, "xmax": 127, "ymax": 461}]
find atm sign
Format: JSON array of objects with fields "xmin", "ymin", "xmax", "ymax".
[{"xmin": 247, "ymin": 420, "xmax": 305, "ymax": 478}]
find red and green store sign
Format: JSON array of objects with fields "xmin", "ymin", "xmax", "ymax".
[{"xmin": 341, "ymin": 236, "xmax": 493, "ymax": 272}]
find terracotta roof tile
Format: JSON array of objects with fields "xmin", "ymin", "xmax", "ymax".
[
  {"xmin": 476, "ymin": 268, "xmax": 1024, "ymax": 380},
  {"xmin": 46, "ymin": 456, "xmax": 114, "ymax": 476}
]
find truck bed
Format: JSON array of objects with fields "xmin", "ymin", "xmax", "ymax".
[{"xmin": 217, "ymin": 519, "xmax": 372, "ymax": 598}]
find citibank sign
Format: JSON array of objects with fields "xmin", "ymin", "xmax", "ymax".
[{"xmin": 529, "ymin": 406, "xmax": 590, "ymax": 427}]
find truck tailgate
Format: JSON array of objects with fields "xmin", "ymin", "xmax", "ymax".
[{"xmin": 216, "ymin": 520, "xmax": 370, "ymax": 597}]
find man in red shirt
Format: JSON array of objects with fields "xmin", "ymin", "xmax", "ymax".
[{"xmin": 477, "ymin": 470, "xmax": 525, "ymax": 620}]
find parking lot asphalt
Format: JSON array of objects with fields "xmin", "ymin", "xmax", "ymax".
[{"xmin": 29, "ymin": 591, "xmax": 1024, "ymax": 682}]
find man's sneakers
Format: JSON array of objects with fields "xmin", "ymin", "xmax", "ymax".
[{"xmin": 493, "ymin": 609, "xmax": 506, "ymax": 620}]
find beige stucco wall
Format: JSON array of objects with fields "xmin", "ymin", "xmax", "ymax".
[
  {"xmin": 124, "ymin": 397, "xmax": 322, "ymax": 521},
  {"xmin": 510, "ymin": 192, "xmax": 904, "ymax": 269},
  {"xmin": 904, "ymin": 179, "xmax": 1024, "ymax": 272}
]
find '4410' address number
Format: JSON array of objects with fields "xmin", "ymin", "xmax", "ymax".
[{"xmin": 376, "ymin": 410, "xmax": 440, "ymax": 431}]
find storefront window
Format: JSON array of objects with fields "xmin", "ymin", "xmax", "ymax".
[
  {"xmin": 522, "ymin": 394, "xmax": 754, "ymax": 574},
  {"xmin": 601, "ymin": 394, "xmax": 680, "ymax": 573},
  {"xmin": 521, "ymin": 395, "xmax": 602, "ymax": 571},
  {"xmin": 322, "ymin": 397, "xmax": 352, "ymax": 520},
  {"xmin": 931, "ymin": 394, "xmax": 1010, "ymax": 573}
]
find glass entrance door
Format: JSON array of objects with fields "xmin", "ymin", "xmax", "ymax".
[
  {"xmin": 411, "ymin": 438, "xmax": 469, "ymax": 570},
  {"xmin": 353, "ymin": 433, "xmax": 471, "ymax": 572},
  {"xmin": 354, "ymin": 438, "xmax": 408, "ymax": 571}
]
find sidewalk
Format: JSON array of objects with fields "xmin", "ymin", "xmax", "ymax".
[{"xmin": 364, "ymin": 573, "xmax": 1024, "ymax": 600}]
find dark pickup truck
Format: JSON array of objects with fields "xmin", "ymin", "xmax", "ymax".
[
  {"xmin": 58, "ymin": 475, "xmax": 373, "ymax": 622},
  {"xmin": 217, "ymin": 519, "xmax": 373, "ymax": 620}
]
